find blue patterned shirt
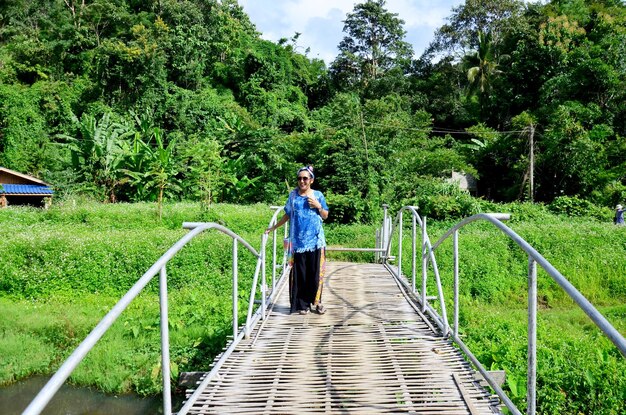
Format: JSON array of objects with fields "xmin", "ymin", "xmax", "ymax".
[{"xmin": 284, "ymin": 189, "xmax": 329, "ymax": 253}]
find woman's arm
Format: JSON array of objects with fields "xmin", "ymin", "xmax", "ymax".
[
  {"xmin": 265, "ymin": 213, "xmax": 289, "ymax": 233},
  {"xmin": 317, "ymin": 205, "xmax": 329, "ymax": 220},
  {"xmin": 310, "ymin": 192, "xmax": 329, "ymax": 220}
]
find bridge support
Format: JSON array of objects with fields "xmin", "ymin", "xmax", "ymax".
[
  {"xmin": 159, "ymin": 265, "xmax": 172, "ymax": 415},
  {"xmin": 528, "ymin": 256, "xmax": 537, "ymax": 415}
]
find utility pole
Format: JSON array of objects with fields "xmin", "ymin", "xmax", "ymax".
[{"xmin": 529, "ymin": 123, "xmax": 535, "ymax": 202}]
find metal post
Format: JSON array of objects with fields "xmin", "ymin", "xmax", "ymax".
[
  {"xmin": 431, "ymin": 255, "xmax": 449, "ymax": 337},
  {"xmin": 282, "ymin": 225, "xmax": 289, "ymax": 274},
  {"xmin": 453, "ymin": 230, "xmax": 459, "ymax": 337},
  {"xmin": 261, "ymin": 234, "xmax": 267, "ymax": 320},
  {"xmin": 527, "ymin": 256, "xmax": 537, "ymax": 415},
  {"xmin": 245, "ymin": 257, "xmax": 263, "ymax": 339},
  {"xmin": 398, "ymin": 211, "xmax": 403, "ymax": 277},
  {"xmin": 159, "ymin": 266, "xmax": 172, "ymax": 415},
  {"xmin": 375, "ymin": 228, "xmax": 381, "ymax": 263},
  {"xmin": 271, "ymin": 227, "xmax": 277, "ymax": 292},
  {"xmin": 232, "ymin": 239, "xmax": 238, "ymax": 339},
  {"xmin": 421, "ymin": 215, "xmax": 427, "ymax": 312},
  {"xmin": 411, "ymin": 213, "xmax": 416, "ymax": 293},
  {"xmin": 382, "ymin": 204, "xmax": 389, "ymax": 258}
]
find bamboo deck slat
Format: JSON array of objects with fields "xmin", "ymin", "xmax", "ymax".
[{"xmin": 183, "ymin": 262, "xmax": 502, "ymax": 414}]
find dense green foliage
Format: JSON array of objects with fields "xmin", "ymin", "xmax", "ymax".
[
  {"xmin": 1, "ymin": 201, "xmax": 625, "ymax": 414},
  {"xmin": 1, "ymin": 0, "xmax": 625, "ymax": 220},
  {"xmin": 393, "ymin": 207, "xmax": 626, "ymax": 414},
  {"xmin": 1, "ymin": 0, "xmax": 626, "ymax": 412}
]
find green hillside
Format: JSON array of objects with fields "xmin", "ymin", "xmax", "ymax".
[{"xmin": 0, "ymin": 0, "xmax": 625, "ymax": 219}]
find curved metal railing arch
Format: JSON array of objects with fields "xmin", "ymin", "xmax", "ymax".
[
  {"xmin": 382, "ymin": 207, "xmax": 626, "ymax": 415},
  {"xmin": 23, "ymin": 204, "xmax": 626, "ymax": 415},
  {"xmin": 24, "ymin": 208, "xmax": 289, "ymax": 415},
  {"xmin": 177, "ymin": 207, "xmax": 291, "ymax": 415},
  {"xmin": 382, "ymin": 205, "xmax": 450, "ymax": 334}
]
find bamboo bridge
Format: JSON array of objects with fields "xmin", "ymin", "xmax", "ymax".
[
  {"xmin": 22, "ymin": 206, "xmax": 626, "ymax": 415},
  {"xmin": 180, "ymin": 261, "xmax": 501, "ymax": 414}
]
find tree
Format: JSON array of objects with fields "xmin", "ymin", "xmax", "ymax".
[
  {"xmin": 58, "ymin": 112, "xmax": 133, "ymax": 202},
  {"xmin": 463, "ymin": 30, "xmax": 507, "ymax": 115},
  {"xmin": 427, "ymin": 0, "xmax": 525, "ymax": 58},
  {"xmin": 128, "ymin": 127, "xmax": 180, "ymax": 219},
  {"xmin": 539, "ymin": 102, "xmax": 610, "ymax": 201},
  {"xmin": 510, "ymin": 112, "xmax": 536, "ymax": 201},
  {"xmin": 180, "ymin": 134, "xmax": 224, "ymax": 209},
  {"xmin": 0, "ymin": 83, "xmax": 54, "ymax": 174},
  {"xmin": 330, "ymin": 0, "xmax": 413, "ymax": 92},
  {"xmin": 465, "ymin": 31, "xmax": 499, "ymax": 94},
  {"xmin": 409, "ymin": 56, "xmax": 471, "ymax": 127}
]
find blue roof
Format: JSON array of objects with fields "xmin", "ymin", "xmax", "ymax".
[{"xmin": 1, "ymin": 184, "xmax": 54, "ymax": 195}]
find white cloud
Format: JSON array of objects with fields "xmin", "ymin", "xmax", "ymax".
[
  {"xmin": 388, "ymin": 0, "xmax": 457, "ymax": 27},
  {"xmin": 238, "ymin": 1, "xmax": 467, "ymax": 64}
]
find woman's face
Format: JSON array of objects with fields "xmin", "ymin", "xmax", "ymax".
[{"xmin": 297, "ymin": 172, "xmax": 313, "ymax": 192}]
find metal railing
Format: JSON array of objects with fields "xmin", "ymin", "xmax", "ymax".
[
  {"xmin": 23, "ymin": 207, "xmax": 288, "ymax": 415},
  {"xmin": 24, "ymin": 203, "xmax": 626, "ymax": 415},
  {"xmin": 177, "ymin": 207, "xmax": 289, "ymax": 415},
  {"xmin": 381, "ymin": 206, "xmax": 626, "ymax": 415}
]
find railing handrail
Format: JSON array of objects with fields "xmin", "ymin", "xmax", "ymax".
[
  {"xmin": 268, "ymin": 206, "xmax": 288, "ymax": 290},
  {"xmin": 385, "ymin": 207, "xmax": 626, "ymax": 415},
  {"xmin": 23, "ymin": 221, "xmax": 278, "ymax": 415},
  {"xmin": 182, "ymin": 222, "xmax": 261, "ymax": 256},
  {"xmin": 430, "ymin": 213, "xmax": 626, "ymax": 357},
  {"xmin": 383, "ymin": 206, "xmax": 450, "ymax": 334},
  {"xmin": 177, "ymin": 207, "xmax": 288, "ymax": 415}
]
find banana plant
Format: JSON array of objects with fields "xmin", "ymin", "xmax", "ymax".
[
  {"xmin": 58, "ymin": 112, "xmax": 133, "ymax": 202},
  {"xmin": 124, "ymin": 127, "xmax": 181, "ymax": 219}
]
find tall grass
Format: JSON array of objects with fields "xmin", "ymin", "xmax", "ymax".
[
  {"xmin": 0, "ymin": 200, "xmax": 272, "ymax": 395},
  {"xmin": 1, "ymin": 200, "xmax": 625, "ymax": 413},
  {"xmin": 391, "ymin": 212, "xmax": 626, "ymax": 414}
]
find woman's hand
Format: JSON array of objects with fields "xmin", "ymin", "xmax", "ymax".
[{"xmin": 307, "ymin": 195, "xmax": 322, "ymax": 210}]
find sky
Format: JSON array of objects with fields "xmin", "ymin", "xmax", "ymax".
[{"xmin": 237, "ymin": 0, "xmax": 467, "ymax": 64}]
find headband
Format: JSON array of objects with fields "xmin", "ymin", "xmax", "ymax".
[{"xmin": 298, "ymin": 166, "xmax": 314, "ymax": 179}]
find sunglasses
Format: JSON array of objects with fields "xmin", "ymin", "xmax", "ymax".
[{"xmin": 297, "ymin": 176, "xmax": 311, "ymax": 182}]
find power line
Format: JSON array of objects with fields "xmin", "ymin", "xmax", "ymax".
[{"xmin": 362, "ymin": 120, "xmax": 532, "ymax": 135}]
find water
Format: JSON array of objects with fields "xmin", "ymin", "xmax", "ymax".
[{"xmin": 0, "ymin": 377, "xmax": 182, "ymax": 415}]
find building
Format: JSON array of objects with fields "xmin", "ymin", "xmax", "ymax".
[
  {"xmin": 449, "ymin": 171, "xmax": 477, "ymax": 195},
  {"xmin": 0, "ymin": 167, "xmax": 54, "ymax": 208}
]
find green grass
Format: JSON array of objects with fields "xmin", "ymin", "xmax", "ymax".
[
  {"xmin": 392, "ymin": 217, "xmax": 626, "ymax": 308},
  {"xmin": 389, "ymin": 214, "xmax": 626, "ymax": 414},
  {"xmin": 0, "ymin": 200, "xmax": 273, "ymax": 395},
  {"xmin": 1, "ymin": 200, "xmax": 625, "ymax": 414},
  {"xmin": 459, "ymin": 303, "xmax": 626, "ymax": 414}
]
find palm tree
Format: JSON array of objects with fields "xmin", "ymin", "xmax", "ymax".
[{"xmin": 464, "ymin": 30, "xmax": 506, "ymax": 112}]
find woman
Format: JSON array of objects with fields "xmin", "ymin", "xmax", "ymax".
[{"xmin": 266, "ymin": 166, "xmax": 329, "ymax": 314}]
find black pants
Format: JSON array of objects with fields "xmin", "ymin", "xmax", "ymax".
[{"xmin": 289, "ymin": 248, "xmax": 324, "ymax": 313}]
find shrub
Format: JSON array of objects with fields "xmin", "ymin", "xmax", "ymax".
[
  {"xmin": 548, "ymin": 195, "xmax": 612, "ymax": 221},
  {"xmin": 324, "ymin": 191, "xmax": 371, "ymax": 224},
  {"xmin": 406, "ymin": 177, "xmax": 481, "ymax": 220},
  {"xmin": 492, "ymin": 201, "xmax": 555, "ymax": 223}
]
